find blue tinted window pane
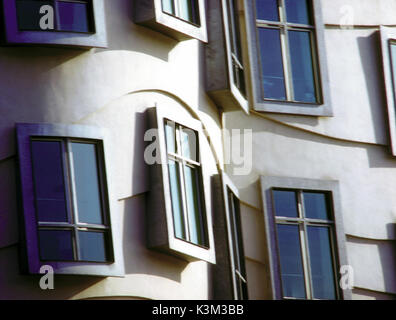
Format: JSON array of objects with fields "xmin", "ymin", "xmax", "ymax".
[
  {"xmin": 273, "ymin": 190, "xmax": 298, "ymax": 217},
  {"xmin": 162, "ymin": 0, "xmax": 174, "ymax": 14},
  {"xmin": 31, "ymin": 141, "xmax": 68, "ymax": 223},
  {"xmin": 184, "ymin": 165, "xmax": 206, "ymax": 246},
  {"xmin": 165, "ymin": 122, "xmax": 176, "ymax": 154},
  {"xmin": 16, "ymin": 0, "xmax": 52, "ymax": 30},
  {"xmin": 39, "ymin": 230, "xmax": 74, "ymax": 261},
  {"xmin": 71, "ymin": 143, "xmax": 103, "ymax": 225},
  {"xmin": 303, "ymin": 192, "xmax": 330, "ymax": 220},
  {"xmin": 391, "ymin": 45, "xmax": 396, "ymax": 94},
  {"xmin": 57, "ymin": 1, "xmax": 90, "ymax": 32},
  {"xmin": 307, "ymin": 227, "xmax": 336, "ymax": 299},
  {"xmin": 181, "ymin": 128, "xmax": 198, "ymax": 162},
  {"xmin": 276, "ymin": 224, "xmax": 306, "ymax": 299},
  {"xmin": 285, "ymin": 0, "xmax": 312, "ymax": 25},
  {"xmin": 255, "ymin": 0, "xmax": 279, "ymax": 21},
  {"xmin": 258, "ymin": 28, "xmax": 286, "ymax": 100},
  {"xmin": 168, "ymin": 160, "xmax": 186, "ymax": 240},
  {"xmin": 289, "ymin": 30, "xmax": 317, "ymax": 103},
  {"xmin": 78, "ymin": 231, "xmax": 108, "ymax": 262}
]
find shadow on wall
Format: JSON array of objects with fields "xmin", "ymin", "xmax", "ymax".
[
  {"xmin": 357, "ymin": 32, "xmax": 389, "ymax": 146},
  {"xmin": 121, "ymin": 110, "xmax": 188, "ymax": 282},
  {"xmin": 101, "ymin": 0, "xmax": 178, "ymax": 62}
]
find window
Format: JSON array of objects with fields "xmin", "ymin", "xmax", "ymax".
[
  {"xmin": 2, "ymin": 0, "xmax": 107, "ymax": 47},
  {"xmin": 164, "ymin": 120, "xmax": 208, "ymax": 247},
  {"xmin": 134, "ymin": 0, "xmax": 208, "ymax": 42},
  {"xmin": 222, "ymin": 174, "xmax": 248, "ymax": 300},
  {"xmin": 380, "ymin": 26, "xmax": 396, "ymax": 156},
  {"xmin": 146, "ymin": 107, "xmax": 216, "ymax": 264},
  {"xmin": 16, "ymin": 123, "xmax": 124, "ymax": 276},
  {"xmin": 161, "ymin": 0, "xmax": 200, "ymax": 25},
  {"xmin": 206, "ymin": 0, "xmax": 249, "ymax": 113},
  {"xmin": 245, "ymin": 0, "xmax": 332, "ymax": 116},
  {"xmin": 16, "ymin": 0, "xmax": 94, "ymax": 33},
  {"xmin": 260, "ymin": 177, "xmax": 351, "ymax": 300}
]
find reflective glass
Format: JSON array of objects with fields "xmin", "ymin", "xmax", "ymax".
[
  {"xmin": 276, "ymin": 224, "xmax": 306, "ymax": 299},
  {"xmin": 16, "ymin": 0, "xmax": 52, "ymax": 30},
  {"xmin": 71, "ymin": 143, "xmax": 103, "ymax": 225},
  {"xmin": 307, "ymin": 227, "xmax": 336, "ymax": 299},
  {"xmin": 39, "ymin": 229, "xmax": 74, "ymax": 261},
  {"xmin": 303, "ymin": 192, "xmax": 330, "ymax": 220},
  {"xmin": 31, "ymin": 140, "xmax": 68, "ymax": 223},
  {"xmin": 78, "ymin": 231, "xmax": 108, "ymax": 262},
  {"xmin": 285, "ymin": 0, "xmax": 312, "ymax": 25},
  {"xmin": 57, "ymin": 1, "xmax": 90, "ymax": 32},
  {"xmin": 180, "ymin": 128, "xmax": 197, "ymax": 162},
  {"xmin": 162, "ymin": 0, "xmax": 174, "ymax": 14},
  {"xmin": 179, "ymin": 0, "xmax": 199, "ymax": 24},
  {"xmin": 255, "ymin": 0, "xmax": 279, "ymax": 21},
  {"xmin": 273, "ymin": 190, "xmax": 298, "ymax": 218},
  {"xmin": 258, "ymin": 28, "xmax": 286, "ymax": 100},
  {"xmin": 183, "ymin": 165, "xmax": 206, "ymax": 246},
  {"xmin": 165, "ymin": 121, "xmax": 176, "ymax": 154},
  {"xmin": 168, "ymin": 160, "xmax": 186, "ymax": 240},
  {"xmin": 289, "ymin": 30, "xmax": 316, "ymax": 103}
]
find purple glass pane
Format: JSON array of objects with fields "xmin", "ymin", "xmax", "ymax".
[
  {"xmin": 38, "ymin": 229, "xmax": 74, "ymax": 261},
  {"xmin": 31, "ymin": 140, "xmax": 68, "ymax": 223},
  {"xmin": 57, "ymin": 1, "xmax": 90, "ymax": 32}
]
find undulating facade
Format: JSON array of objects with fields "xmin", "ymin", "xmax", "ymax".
[{"xmin": 0, "ymin": 0, "xmax": 395, "ymax": 300}]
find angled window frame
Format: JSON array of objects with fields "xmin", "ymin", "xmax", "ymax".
[
  {"xmin": 380, "ymin": 26, "xmax": 396, "ymax": 156},
  {"xmin": 2, "ymin": 0, "xmax": 107, "ymax": 48},
  {"xmin": 134, "ymin": 0, "xmax": 208, "ymax": 42},
  {"xmin": 146, "ymin": 107, "xmax": 216, "ymax": 264},
  {"xmin": 16, "ymin": 122, "xmax": 124, "ymax": 276},
  {"xmin": 222, "ymin": 173, "xmax": 248, "ymax": 300},
  {"xmin": 206, "ymin": 0, "xmax": 249, "ymax": 113},
  {"xmin": 260, "ymin": 176, "xmax": 351, "ymax": 300},
  {"xmin": 244, "ymin": 0, "xmax": 332, "ymax": 116}
]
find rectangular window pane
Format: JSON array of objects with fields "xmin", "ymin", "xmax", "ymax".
[
  {"xmin": 303, "ymin": 192, "xmax": 330, "ymax": 220},
  {"xmin": 31, "ymin": 140, "xmax": 68, "ymax": 223},
  {"xmin": 38, "ymin": 229, "xmax": 74, "ymax": 261},
  {"xmin": 162, "ymin": 0, "xmax": 175, "ymax": 14},
  {"xmin": 255, "ymin": 0, "xmax": 279, "ymax": 21},
  {"xmin": 16, "ymin": 0, "xmax": 53, "ymax": 30},
  {"xmin": 180, "ymin": 127, "xmax": 198, "ymax": 162},
  {"xmin": 276, "ymin": 224, "xmax": 306, "ymax": 299},
  {"xmin": 165, "ymin": 121, "xmax": 177, "ymax": 154},
  {"xmin": 272, "ymin": 190, "xmax": 298, "ymax": 218},
  {"xmin": 258, "ymin": 28, "xmax": 287, "ymax": 100},
  {"xmin": 71, "ymin": 142, "xmax": 103, "ymax": 225},
  {"xmin": 57, "ymin": 1, "xmax": 90, "ymax": 32},
  {"xmin": 183, "ymin": 165, "xmax": 206, "ymax": 246},
  {"xmin": 307, "ymin": 227, "xmax": 336, "ymax": 299},
  {"xmin": 179, "ymin": 0, "xmax": 199, "ymax": 24},
  {"xmin": 289, "ymin": 30, "xmax": 317, "ymax": 103},
  {"xmin": 285, "ymin": 0, "xmax": 312, "ymax": 25},
  {"xmin": 78, "ymin": 231, "xmax": 108, "ymax": 262},
  {"xmin": 168, "ymin": 160, "xmax": 186, "ymax": 240}
]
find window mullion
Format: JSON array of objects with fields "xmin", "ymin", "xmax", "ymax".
[
  {"xmin": 298, "ymin": 191, "xmax": 314, "ymax": 300},
  {"xmin": 65, "ymin": 138, "xmax": 80, "ymax": 260},
  {"xmin": 175, "ymin": 126, "xmax": 191, "ymax": 242}
]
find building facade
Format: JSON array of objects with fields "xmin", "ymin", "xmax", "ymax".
[{"xmin": 0, "ymin": 0, "xmax": 395, "ymax": 300}]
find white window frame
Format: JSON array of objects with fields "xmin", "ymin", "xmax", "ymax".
[
  {"xmin": 134, "ymin": 0, "xmax": 208, "ymax": 42},
  {"xmin": 380, "ymin": 26, "xmax": 396, "ymax": 156},
  {"xmin": 260, "ymin": 176, "xmax": 351, "ymax": 300},
  {"xmin": 16, "ymin": 122, "xmax": 124, "ymax": 276},
  {"xmin": 146, "ymin": 107, "xmax": 216, "ymax": 264},
  {"xmin": 244, "ymin": 0, "xmax": 332, "ymax": 116},
  {"xmin": 222, "ymin": 173, "xmax": 248, "ymax": 300}
]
